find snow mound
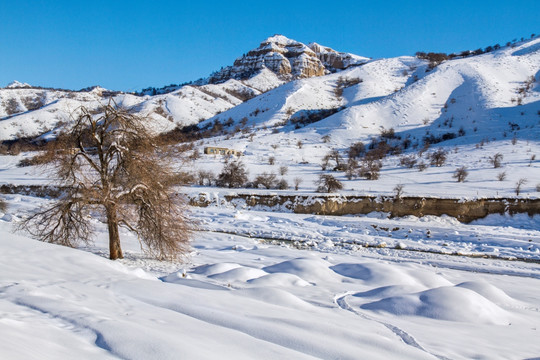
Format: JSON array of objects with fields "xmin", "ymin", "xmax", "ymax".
[
  {"xmin": 160, "ymin": 274, "xmax": 229, "ymax": 290},
  {"xmin": 361, "ymin": 285, "xmax": 512, "ymax": 324},
  {"xmin": 247, "ymin": 272, "xmax": 311, "ymax": 287},
  {"xmin": 330, "ymin": 262, "xmax": 452, "ymax": 288},
  {"xmin": 191, "ymin": 263, "xmax": 243, "ymax": 276},
  {"xmin": 263, "ymin": 257, "xmax": 338, "ymax": 283},
  {"xmin": 239, "ymin": 287, "xmax": 314, "ymax": 309},
  {"xmin": 456, "ymin": 281, "xmax": 520, "ymax": 306},
  {"xmin": 208, "ymin": 266, "xmax": 268, "ymax": 282}
]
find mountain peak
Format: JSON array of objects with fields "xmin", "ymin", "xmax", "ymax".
[
  {"xmin": 262, "ymin": 34, "xmax": 298, "ymax": 46},
  {"xmin": 209, "ymin": 35, "xmax": 367, "ymax": 84},
  {"xmin": 6, "ymin": 80, "xmax": 32, "ymax": 89}
]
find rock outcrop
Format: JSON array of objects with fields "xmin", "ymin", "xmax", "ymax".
[{"xmin": 209, "ymin": 35, "xmax": 367, "ymax": 83}]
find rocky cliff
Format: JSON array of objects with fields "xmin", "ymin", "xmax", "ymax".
[{"xmin": 209, "ymin": 35, "xmax": 368, "ymax": 83}]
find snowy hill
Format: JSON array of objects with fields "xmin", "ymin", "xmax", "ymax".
[
  {"xmin": 0, "ymin": 35, "xmax": 367, "ymax": 141},
  {"xmin": 1, "ymin": 35, "xmax": 539, "ymax": 197}
]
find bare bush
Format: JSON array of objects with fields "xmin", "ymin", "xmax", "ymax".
[
  {"xmin": 293, "ymin": 177, "xmax": 303, "ymax": 191},
  {"xmin": 399, "ymin": 155, "xmax": 417, "ymax": 168},
  {"xmin": 18, "ymin": 102, "xmax": 192, "ymax": 260},
  {"xmin": 197, "ymin": 170, "xmax": 215, "ymax": 186},
  {"xmin": 345, "ymin": 158, "xmax": 358, "ymax": 180},
  {"xmin": 315, "ymin": 174, "xmax": 343, "ymax": 193},
  {"xmin": 358, "ymin": 159, "xmax": 382, "ymax": 180},
  {"xmin": 279, "ymin": 166, "xmax": 288, "ymax": 176},
  {"xmin": 453, "ymin": 166, "xmax": 468, "ymax": 182},
  {"xmin": 217, "ymin": 159, "xmax": 248, "ymax": 188},
  {"xmin": 0, "ymin": 197, "xmax": 6, "ymax": 213},
  {"xmin": 276, "ymin": 179, "xmax": 288, "ymax": 190},
  {"xmin": 393, "ymin": 184, "xmax": 404, "ymax": 199},
  {"xmin": 515, "ymin": 178, "xmax": 527, "ymax": 195},
  {"xmin": 348, "ymin": 142, "xmax": 365, "ymax": 159},
  {"xmin": 254, "ymin": 172, "xmax": 277, "ymax": 189},
  {"xmin": 268, "ymin": 156, "xmax": 275, "ymax": 165},
  {"xmin": 488, "ymin": 153, "xmax": 503, "ymax": 168},
  {"xmin": 497, "ymin": 171, "xmax": 507, "ymax": 181},
  {"xmin": 322, "ymin": 149, "xmax": 344, "ymax": 171},
  {"xmin": 429, "ymin": 148, "xmax": 447, "ymax": 167}
]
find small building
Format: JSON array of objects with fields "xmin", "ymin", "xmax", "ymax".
[{"xmin": 204, "ymin": 147, "xmax": 243, "ymax": 156}]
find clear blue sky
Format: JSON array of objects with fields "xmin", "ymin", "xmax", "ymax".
[{"xmin": 1, "ymin": 0, "xmax": 538, "ymax": 92}]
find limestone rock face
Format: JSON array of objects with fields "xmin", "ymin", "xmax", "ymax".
[
  {"xmin": 209, "ymin": 35, "xmax": 367, "ymax": 84},
  {"xmin": 308, "ymin": 42, "xmax": 367, "ymax": 72}
]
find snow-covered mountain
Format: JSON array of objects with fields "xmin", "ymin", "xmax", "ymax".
[
  {"xmin": 1, "ymin": 34, "xmax": 539, "ymax": 156},
  {"xmin": 0, "ymin": 35, "xmax": 368, "ymax": 140}
]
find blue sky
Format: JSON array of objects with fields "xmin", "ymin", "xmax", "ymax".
[{"xmin": 1, "ymin": 0, "xmax": 538, "ymax": 91}]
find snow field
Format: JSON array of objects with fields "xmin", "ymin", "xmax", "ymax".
[{"xmin": 2, "ymin": 194, "xmax": 540, "ymax": 359}]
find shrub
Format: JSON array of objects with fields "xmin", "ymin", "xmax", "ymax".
[
  {"xmin": 293, "ymin": 177, "xmax": 302, "ymax": 191},
  {"xmin": 417, "ymin": 161, "xmax": 428, "ymax": 171},
  {"xmin": 429, "ymin": 148, "xmax": 447, "ymax": 167},
  {"xmin": 197, "ymin": 170, "xmax": 215, "ymax": 186},
  {"xmin": 497, "ymin": 171, "xmax": 507, "ymax": 181},
  {"xmin": 393, "ymin": 184, "xmax": 404, "ymax": 199},
  {"xmin": 297, "ymin": 140, "xmax": 303, "ymax": 149},
  {"xmin": 515, "ymin": 178, "xmax": 527, "ymax": 195},
  {"xmin": 254, "ymin": 172, "xmax": 278, "ymax": 189},
  {"xmin": 345, "ymin": 158, "xmax": 358, "ymax": 180},
  {"xmin": 322, "ymin": 134, "xmax": 331, "ymax": 143},
  {"xmin": 268, "ymin": 156, "xmax": 275, "ymax": 165},
  {"xmin": 358, "ymin": 159, "xmax": 382, "ymax": 180},
  {"xmin": 399, "ymin": 155, "xmax": 417, "ymax": 168},
  {"xmin": 276, "ymin": 179, "xmax": 288, "ymax": 190},
  {"xmin": 348, "ymin": 142, "xmax": 365, "ymax": 159},
  {"xmin": 453, "ymin": 166, "xmax": 468, "ymax": 182},
  {"xmin": 380, "ymin": 127, "xmax": 396, "ymax": 139},
  {"xmin": 488, "ymin": 153, "xmax": 503, "ymax": 168},
  {"xmin": 0, "ymin": 197, "xmax": 6, "ymax": 213},
  {"xmin": 279, "ymin": 166, "xmax": 288, "ymax": 176},
  {"xmin": 217, "ymin": 159, "xmax": 248, "ymax": 188},
  {"xmin": 322, "ymin": 149, "xmax": 344, "ymax": 171},
  {"xmin": 315, "ymin": 174, "xmax": 343, "ymax": 193}
]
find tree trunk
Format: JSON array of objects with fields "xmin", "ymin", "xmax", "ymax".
[{"xmin": 105, "ymin": 203, "xmax": 123, "ymax": 260}]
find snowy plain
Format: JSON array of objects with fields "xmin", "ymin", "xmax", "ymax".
[{"xmin": 1, "ymin": 190, "xmax": 540, "ymax": 359}]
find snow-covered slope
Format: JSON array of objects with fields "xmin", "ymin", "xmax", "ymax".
[
  {"xmin": 0, "ymin": 35, "xmax": 368, "ymax": 141},
  {"xmin": 1, "ymin": 195, "xmax": 540, "ymax": 359}
]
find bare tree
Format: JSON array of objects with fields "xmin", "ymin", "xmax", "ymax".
[
  {"xmin": 322, "ymin": 149, "xmax": 344, "ymax": 171},
  {"xmin": 515, "ymin": 178, "xmax": 527, "ymax": 195},
  {"xmin": 197, "ymin": 169, "xmax": 215, "ymax": 186},
  {"xmin": 358, "ymin": 159, "xmax": 382, "ymax": 180},
  {"xmin": 19, "ymin": 102, "xmax": 191, "ymax": 260},
  {"xmin": 315, "ymin": 174, "xmax": 343, "ymax": 193},
  {"xmin": 429, "ymin": 148, "xmax": 447, "ymax": 167},
  {"xmin": 348, "ymin": 141, "xmax": 365, "ymax": 159},
  {"xmin": 254, "ymin": 172, "xmax": 277, "ymax": 189},
  {"xmin": 453, "ymin": 166, "xmax": 468, "ymax": 182},
  {"xmin": 216, "ymin": 158, "xmax": 248, "ymax": 188},
  {"xmin": 393, "ymin": 184, "xmax": 404, "ymax": 199}
]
